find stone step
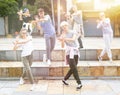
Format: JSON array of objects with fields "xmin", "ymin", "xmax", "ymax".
[
  {"xmin": 0, "ymin": 48, "xmax": 120, "ymax": 61},
  {"xmin": 0, "ymin": 60, "xmax": 120, "ymax": 78},
  {"xmin": 0, "ymin": 37, "xmax": 120, "ymax": 61}
]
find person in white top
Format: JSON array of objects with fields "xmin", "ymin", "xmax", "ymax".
[
  {"xmin": 13, "ymin": 29, "xmax": 35, "ymax": 91},
  {"xmin": 97, "ymin": 12, "xmax": 113, "ymax": 62}
]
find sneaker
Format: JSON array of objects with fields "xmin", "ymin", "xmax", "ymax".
[
  {"xmin": 98, "ymin": 56, "xmax": 102, "ymax": 61},
  {"xmin": 76, "ymin": 84, "xmax": 82, "ymax": 90},
  {"xmin": 109, "ymin": 59, "xmax": 113, "ymax": 63},
  {"xmin": 47, "ymin": 60, "xmax": 51, "ymax": 65},
  {"xmin": 19, "ymin": 77, "xmax": 24, "ymax": 85},
  {"xmin": 62, "ymin": 80, "xmax": 69, "ymax": 85},
  {"xmin": 30, "ymin": 84, "xmax": 35, "ymax": 91}
]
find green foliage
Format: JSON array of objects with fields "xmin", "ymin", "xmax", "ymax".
[
  {"xmin": 34, "ymin": 0, "xmax": 52, "ymax": 15},
  {"xmin": 21, "ymin": 4, "xmax": 37, "ymax": 15},
  {"xmin": 20, "ymin": 0, "xmax": 51, "ymax": 15},
  {"xmin": 0, "ymin": 0, "xmax": 18, "ymax": 17}
]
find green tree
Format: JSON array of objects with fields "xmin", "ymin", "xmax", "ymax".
[
  {"xmin": 34, "ymin": 0, "xmax": 51, "ymax": 15},
  {"xmin": 0, "ymin": 0, "xmax": 18, "ymax": 36},
  {"xmin": 0, "ymin": 0, "xmax": 18, "ymax": 17}
]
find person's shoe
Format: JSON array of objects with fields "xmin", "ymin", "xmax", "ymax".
[
  {"xmin": 62, "ymin": 80, "xmax": 69, "ymax": 85},
  {"xmin": 109, "ymin": 59, "xmax": 113, "ymax": 63},
  {"xmin": 80, "ymin": 46, "xmax": 83, "ymax": 49},
  {"xmin": 30, "ymin": 84, "xmax": 35, "ymax": 91},
  {"xmin": 76, "ymin": 84, "xmax": 82, "ymax": 90},
  {"xmin": 98, "ymin": 56, "xmax": 102, "ymax": 61},
  {"xmin": 78, "ymin": 47, "xmax": 83, "ymax": 50},
  {"xmin": 47, "ymin": 60, "xmax": 51, "ymax": 65},
  {"xmin": 19, "ymin": 77, "xmax": 24, "ymax": 85}
]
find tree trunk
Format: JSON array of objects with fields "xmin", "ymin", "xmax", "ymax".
[
  {"xmin": 51, "ymin": 0, "xmax": 55, "ymax": 27},
  {"xmin": 23, "ymin": 0, "xmax": 27, "ymax": 6},
  {"xmin": 4, "ymin": 16, "xmax": 8, "ymax": 36}
]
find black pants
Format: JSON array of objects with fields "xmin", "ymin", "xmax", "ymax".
[
  {"xmin": 64, "ymin": 55, "xmax": 81, "ymax": 85},
  {"xmin": 78, "ymin": 36, "xmax": 83, "ymax": 48}
]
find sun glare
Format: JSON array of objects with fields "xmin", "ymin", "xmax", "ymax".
[
  {"xmin": 77, "ymin": 0, "xmax": 90, "ymax": 2},
  {"xmin": 94, "ymin": 0, "xmax": 120, "ymax": 10}
]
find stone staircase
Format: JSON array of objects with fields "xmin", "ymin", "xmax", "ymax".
[
  {"xmin": 0, "ymin": 37, "xmax": 120, "ymax": 79},
  {"xmin": 0, "ymin": 60, "xmax": 120, "ymax": 78}
]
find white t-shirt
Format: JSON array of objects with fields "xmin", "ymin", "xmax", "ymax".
[
  {"xmin": 97, "ymin": 18, "xmax": 113, "ymax": 35},
  {"xmin": 19, "ymin": 36, "xmax": 33, "ymax": 57}
]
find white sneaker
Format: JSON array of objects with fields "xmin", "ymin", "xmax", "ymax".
[
  {"xmin": 76, "ymin": 84, "xmax": 82, "ymax": 90},
  {"xmin": 30, "ymin": 84, "xmax": 35, "ymax": 91},
  {"xmin": 98, "ymin": 56, "xmax": 102, "ymax": 61},
  {"xmin": 19, "ymin": 77, "xmax": 24, "ymax": 85},
  {"xmin": 47, "ymin": 60, "xmax": 51, "ymax": 65},
  {"xmin": 109, "ymin": 59, "xmax": 113, "ymax": 63}
]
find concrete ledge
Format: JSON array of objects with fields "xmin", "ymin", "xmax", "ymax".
[
  {"xmin": 0, "ymin": 37, "xmax": 120, "ymax": 61},
  {"xmin": 0, "ymin": 61, "xmax": 120, "ymax": 78},
  {"xmin": 0, "ymin": 49, "xmax": 120, "ymax": 61}
]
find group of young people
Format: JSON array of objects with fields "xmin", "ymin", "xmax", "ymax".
[
  {"xmin": 13, "ymin": 5, "xmax": 113, "ymax": 91},
  {"xmin": 14, "ymin": 7, "xmax": 56, "ymax": 91}
]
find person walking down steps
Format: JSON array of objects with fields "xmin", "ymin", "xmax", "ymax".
[{"xmin": 35, "ymin": 8, "xmax": 56, "ymax": 65}]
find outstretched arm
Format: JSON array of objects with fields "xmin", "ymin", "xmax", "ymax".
[
  {"xmin": 17, "ymin": 10, "xmax": 23, "ymax": 21},
  {"xmin": 16, "ymin": 36, "xmax": 32, "ymax": 44}
]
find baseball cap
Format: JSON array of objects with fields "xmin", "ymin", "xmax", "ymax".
[{"xmin": 23, "ymin": 8, "xmax": 29, "ymax": 13}]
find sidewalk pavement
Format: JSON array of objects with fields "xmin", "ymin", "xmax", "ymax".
[{"xmin": 0, "ymin": 79, "xmax": 120, "ymax": 95}]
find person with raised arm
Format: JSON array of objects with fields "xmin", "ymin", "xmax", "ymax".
[
  {"xmin": 17, "ymin": 8, "xmax": 33, "ymax": 34},
  {"xmin": 97, "ymin": 12, "xmax": 113, "ymax": 62},
  {"xmin": 35, "ymin": 8, "xmax": 56, "ymax": 65},
  {"xmin": 13, "ymin": 29, "xmax": 35, "ymax": 91},
  {"xmin": 58, "ymin": 21, "xmax": 82, "ymax": 90}
]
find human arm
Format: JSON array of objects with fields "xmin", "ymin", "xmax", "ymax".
[
  {"xmin": 36, "ymin": 15, "xmax": 51, "ymax": 23},
  {"xmin": 96, "ymin": 19, "xmax": 103, "ymax": 29},
  {"xmin": 13, "ymin": 38, "xmax": 21, "ymax": 50},
  {"xmin": 17, "ymin": 10, "xmax": 23, "ymax": 21},
  {"xmin": 64, "ymin": 33, "xmax": 77, "ymax": 42},
  {"xmin": 13, "ymin": 42, "xmax": 21, "ymax": 50},
  {"xmin": 58, "ymin": 32, "xmax": 66, "ymax": 48},
  {"xmin": 59, "ymin": 32, "xmax": 77, "ymax": 42},
  {"xmin": 17, "ymin": 10, "xmax": 31, "ymax": 21},
  {"xmin": 17, "ymin": 36, "xmax": 32, "ymax": 44}
]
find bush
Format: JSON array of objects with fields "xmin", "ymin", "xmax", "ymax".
[{"xmin": 0, "ymin": 0, "xmax": 18, "ymax": 17}]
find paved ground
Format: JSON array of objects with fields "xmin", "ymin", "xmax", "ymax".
[{"xmin": 0, "ymin": 79, "xmax": 120, "ymax": 95}]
